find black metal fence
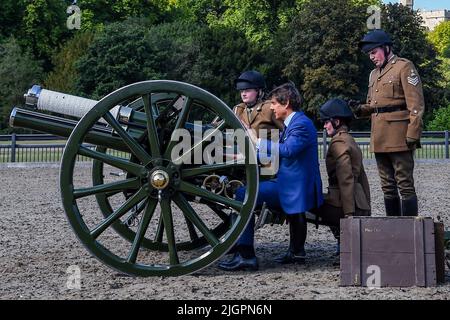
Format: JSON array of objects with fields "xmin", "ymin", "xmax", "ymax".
[
  {"xmin": 318, "ymin": 131, "xmax": 450, "ymax": 160},
  {"xmin": 1, "ymin": 132, "xmax": 449, "ymax": 163},
  {"xmin": 0, "ymin": 134, "xmax": 128, "ymax": 163}
]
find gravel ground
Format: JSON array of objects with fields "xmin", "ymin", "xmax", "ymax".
[{"xmin": 0, "ymin": 160, "xmax": 449, "ymax": 300}]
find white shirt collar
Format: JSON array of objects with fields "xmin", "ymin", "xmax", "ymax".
[{"xmin": 284, "ymin": 112, "xmax": 296, "ymax": 128}]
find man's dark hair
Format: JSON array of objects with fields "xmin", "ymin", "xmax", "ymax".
[{"xmin": 268, "ymin": 82, "xmax": 303, "ymax": 111}]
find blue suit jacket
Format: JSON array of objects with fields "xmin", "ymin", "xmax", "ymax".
[{"xmin": 259, "ymin": 112, "xmax": 323, "ymax": 214}]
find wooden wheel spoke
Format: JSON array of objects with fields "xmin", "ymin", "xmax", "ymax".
[
  {"xmin": 74, "ymin": 177, "xmax": 141, "ymax": 199},
  {"xmin": 142, "ymin": 94, "xmax": 161, "ymax": 157},
  {"xmin": 90, "ymin": 188, "xmax": 147, "ymax": 239},
  {"xmin": 160, "ymin": 199, "xmax": 179, "ymax": 265},
  {"xmin": 103, "ymin": 111, "xmax": 152, "ymax": 165},
  {"xmin": 184, "ymin": 218, "xmax": 200, "ymax": 243},
  {"xmin": 154, "ymin": 215, "xmax": 164, "ymax": 243},
  {"xmin": 206, "ymin": 203, "xmax": 231, "ymax": 222},
  {"xmin": 78, "ymin": 146, "xmax": 145, "ymax": 177},
  {"xmin": 173, "ymin": 193, "xmax": 219, "ymax": 247},
  {"xmin": 173, "ymin": 121, "xmax": 226, "ymax": 164},
  {"xmin": 127, "ymin": 199, "xmax": 158, "ymax": 263},
  {"xmin": 178, "ymin": 181, "xmax": 243, "ymax": 211},
  {"xmin": 163, "ymin": 97, "xmax": 193, "ymax": 159}
]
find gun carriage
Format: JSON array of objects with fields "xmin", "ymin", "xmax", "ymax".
[
  {"xmin": 10, "ymin": 80, "xmax": 261, "ymax": 276},
  {"xmin": 10, "ymin": 80, "xmax": 450, "ymax": 277}
]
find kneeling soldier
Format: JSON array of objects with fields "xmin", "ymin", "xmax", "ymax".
[{"xmin": 313, "ymin": 99, "xmax": 371, "ymax": 249}]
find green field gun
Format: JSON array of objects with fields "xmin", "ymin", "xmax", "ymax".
[{"xmin": 10, "ymin": 81, "xmax": 259, "ymax": 277}]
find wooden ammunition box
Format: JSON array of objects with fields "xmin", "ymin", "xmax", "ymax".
[{"xmin": 340, "ymin": 216, "xmax": 445, "ymax": 287}]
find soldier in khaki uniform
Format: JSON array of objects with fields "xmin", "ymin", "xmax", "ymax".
[
  {"xmin": 313, "ymin": 99, "xmax": 371, "ymax": 251},
  {"xmin": 233, "ymin": 70, "xmax": 284, "ymax": 141},
  {"xmin": 353, "ymin": 29, "xmax": 424, "ymax": 216}
]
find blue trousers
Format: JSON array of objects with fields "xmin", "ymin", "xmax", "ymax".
[{"xmin": 235, "ymin": 180, "xmax": 282, "ymax": 247}]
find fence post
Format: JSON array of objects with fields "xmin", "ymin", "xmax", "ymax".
[
  {"xmin": 445, "ymin": 130, "xmax": 449, "ymax": 159},
  {"xmin": 10, "ymin": 133, "xmax": 16, "ymax": 162},
  {"xmin": 322, "ymin": 130, "xmax": 327, "ymax": 159}
]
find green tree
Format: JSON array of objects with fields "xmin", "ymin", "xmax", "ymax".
[
  {"xmin": 427, "ymin": 20, "xmax": 450, "ymax": 112},
  {"xmin": 44, "ymin": 31, "xmax": 95, "ymax": 93},
  {"xmin": 205, "ymin": 0, "xmax": 303, "ymax": 46},
  {"xmin": 75, "ymin": 20, "xmax": 260, "ymax": 106},
  {"xmin": 20, "ymin": 0, "xmax": 70, "ymax": 69},
  {"xmin": 76, "ymin": 0, "xmax": 181, "ymax": 31},
  {"xmin": 271, "ymin": 1, "xmax": 446, "ymax": 118},
  {"xmin": 428, "ymin": 21, "xmax": 450, "ymax": 57},
  {"xmin": 172, "ymin": 0, "xmax": 227, "ymax": 24},
  {"xmin": 74, "ymin": 20, "xmax": 155, "ymax": 99},
  {"xmin": 0, "ymin": 37, "xmax": 43, "ymax": 132},
  {"xmin": 276, "ymin": 0, "xmax": 369, "ymax": 113},
  {"xmin": 427, "ymin": 104, "xmax": 450, "ymax": 131},
  {"xmin": 0, "ymin": 0, "xmax": 27, "ymax": 41},
  {"xmin": 183, "ymin": 25, "xmax": 265, "ymax": 104}
]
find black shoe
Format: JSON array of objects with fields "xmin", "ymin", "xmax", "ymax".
[
  {"xmin": 274, "ymin": 250, "xmax": 306, "ymax": 264},
  {"xmin": 218, "ymin": 252, "xmax": 239, "ymax": 267},
  {"xmin": 218, "ymin": 253, "xmax": 259, "ymax": 271}
]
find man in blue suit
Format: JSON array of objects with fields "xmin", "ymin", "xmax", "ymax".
[{"xmin": 219, "ymin": 82, "xmax": 324, "ymax": 271}]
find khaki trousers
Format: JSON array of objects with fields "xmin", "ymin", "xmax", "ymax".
[{"xmin": 374, "ymin": 151, "xmax": 416, "ymax": 199}]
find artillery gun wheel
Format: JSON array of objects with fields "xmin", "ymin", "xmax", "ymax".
[
  {"xmin": 92, "ymin": 94, "xmax": 233, "ymax": 251},
  {"xmin": 60, "ymin": 80, "xmax": 258, "ymax": 276}
]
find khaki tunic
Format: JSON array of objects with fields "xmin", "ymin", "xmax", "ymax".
[
  {"xmin": 233, "ymin": 100, "xmax": 284, "ymax": 138},
  {"xmin": 325, "ymin": 129, "xmax": 371, "ymax": 215},
  {"xmin": 359, "ymin": 55, "xmax": 425, "ymax": 153}
]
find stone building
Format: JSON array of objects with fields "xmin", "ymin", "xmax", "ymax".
[{"xmin": 397, "ymin": 1, "xmax": 449, "ymax": 31}]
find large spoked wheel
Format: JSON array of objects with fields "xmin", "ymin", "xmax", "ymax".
[
  {"xmin": 91, "ymin": 94, "xmax": 232, "ymax": 251},
  {"xmin": 60, "ymin": 80, "xmax": 258, "ymax": 276}
]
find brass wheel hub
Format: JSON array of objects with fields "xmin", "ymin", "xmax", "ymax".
[{"xmin": 150, "ymin": 170, "xmax": 170, "ymax": 190}]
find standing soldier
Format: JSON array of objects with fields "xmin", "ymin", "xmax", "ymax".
[{"xmin": 352, "ymin": 29, "xmax": 424, "ymax": 216}]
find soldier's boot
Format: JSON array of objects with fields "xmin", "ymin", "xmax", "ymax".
[
  {"xmin": 401, "ymin": 195, "xmax": 418, "ymax": 217},
  {"xmin": 275, "ymin": 213, "xmax": 306, "ymax": 264},
  {"xmin": 384, "ymin": 196, "xmax": 401, "ymax": 216}
]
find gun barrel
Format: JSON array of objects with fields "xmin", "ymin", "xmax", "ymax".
[
  {"xmin": 10, "ymin": 107, "xmax": 129, "ymax": 152},
  {"xmin": 24, "ymin": 85, "xmax": 120, "ymax": 122}
]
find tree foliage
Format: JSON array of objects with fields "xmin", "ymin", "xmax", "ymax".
[
  {"xmin": 76, "ymin": 0, "xmax": 181, "ymax": 31},
  {"xmin": 0, "ymin": 0, "xmax": 27, "ymax": 41},
  {"xmin": 427, "ymin": 104, "xmax": 450, "ymax": 131},
  {"xmin": 0, "ymin": 0, "xmax": 449, "ymax": 131},
  {"xmin": 428, "ymin": 21, "xmax": 450, "ymax": 57},
  {"xmin": 276, "ymin": 0, "xmax": 370, "ymax": 114},
  {"xmin": 0, "ymin": 37, "xmax": 43, "ymax": 132},
  {"xmin": 44, "ymin": 31, "xmax": 95, "ymax": 93},
  {"xmin": 75, "ymin": 20, "xmax": 261, "ymax": 105},
  {"xmin": 20, "ymin": 0, "xmax": 69, "ymax": 69}
]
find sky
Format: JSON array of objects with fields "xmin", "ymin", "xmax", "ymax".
[{"xmin": 383, "ymin": 0, "xmax": 450, "ymax": 10}]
